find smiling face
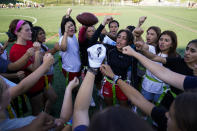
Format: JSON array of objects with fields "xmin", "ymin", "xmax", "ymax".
[
  {"xmin": 116, "ymin": 31, "xmax": 128, "ymax": 52},
  {"xmin": 16, "ymin": 23, "xmax": 32, "ymax": 41},
  {"xmin": 146, "ymin": 29, "xmax": 158, "ymax": 45},
  {"xmin": 184, "ymin": 43, "xmax": 197, "ymax": 64},
  {"xmin": 67, "ymin": 21, "xmax": 76, "ymax": 37},
  {"xmin": 37, "ymin": 29, "xmax": 46, "ymax": 43},
  {"xmin": 86, "ymin": 26, "xmax": 95, "ymax": 39},
  {"xmin": 158, "ymin": 34, "xmax": 172, "ymax": 54}
]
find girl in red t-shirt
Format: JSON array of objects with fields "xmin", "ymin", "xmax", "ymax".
[{"xmin": 8, "ymin": 19, "xmax": 49, "ymax": 115}]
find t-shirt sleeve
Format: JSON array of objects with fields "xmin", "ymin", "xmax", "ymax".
[
  {"xmin": 151, "ymin": 106, "xmax": 167, "ymax": 131},
  {"xmin": 163, "ymin": 57, "xmax": 181, "ymax": 69},
  {"xmin": 59, "ymin": 36, "xmax": 63, "ymax": 46},
  {"xmin": 184, "ymin": 76, "xmax": 197, "ymax": 90},
  {"xmin": 0, "ymin": 57, "xmax": 10, "ymax": 73},
  {"xmin": 74, "ymin": 125, "xmax": 88, "ymax": 131},
  {"xmin": 148, "ymin": 45, "xmax": 156, "ymax": 54}
]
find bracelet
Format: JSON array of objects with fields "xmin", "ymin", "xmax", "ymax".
[
  {"xmin": 64, "ymin": 120, "xmax": 72, "ymax": 127},
  {"xmin": 113, "ymin": 75, "xmax": 121, "ymax": 84},
  {"xmin": 88, "ymin": 67, "xmax": 98, "ymax": 75}
]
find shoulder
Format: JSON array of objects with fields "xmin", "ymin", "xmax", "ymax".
[
  {"xmin": 184, "ymin": 76, "xmax": 197, "ymax": 90},
  {"xmin": 148, "ymin": 45, "xmax": 156, "ymax": 54}
]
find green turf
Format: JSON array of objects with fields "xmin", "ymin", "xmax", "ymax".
[
  {"xmin": 0, "ymin": 5, "xmax": 197, "ymax": 117},
  {"xmin": 0, "ymin": 5, "xmax": 197, "ymax": 48}
]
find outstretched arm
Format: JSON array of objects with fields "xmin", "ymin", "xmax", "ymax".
[
  {"xmin": 9, "ymin": 53, "xmax": 54, "ymax": 99},
  {"xmin": 73, "ymin": 44, "xmax": 106, "ymax": 129},
  {"xmin": 60, "ymin": 77, "xmax": 79, "ymax": 122},
  {"xmin": 137, "ymin": 16, "xmax": 147, "ymax": 28},
  {"xmin": 135, "ymin": 41, "xmax": 167, "ymax": 64},
  {"xmin": 132, "ymin": 16, "xmax": 147, "ymax": 43},
  {"xmin": 73, "ymin": 71, "xmax": 95, "ymax": 129},
  {"xmin": 122, "ymin": 46, "xmax": 185, "ymax": 90},
  {"xmin": 90, "ymin": 16, "xmax": 113, "ymax": 44},
  {"xmin": 100, "ymin": 64, "xmax": 154, "ymax": 116}
]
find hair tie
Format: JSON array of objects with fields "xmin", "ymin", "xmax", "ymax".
[{"xmin": 14, "ymin": 20, "xmax": 25, "ymax": 35}]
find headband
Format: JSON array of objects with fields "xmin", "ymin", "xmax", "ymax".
[{"xmin": 14, "ymin": 20, "xmax": 25, "ymax": 35}]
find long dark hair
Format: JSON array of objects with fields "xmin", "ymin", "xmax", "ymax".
[
  {"xmin": 116, "ymin": 29, "xmax": 133, "ymax": 45},
  {"xmin": 88, "ymin": 106, "xmax": 153, "ymax": 131},
  {"xmin": 32, "ymin": 26, "xmax": 48, "ymax": 52},
  {"xmin": 156, "ymin": 30, "xmax": 179, "ymax": 57},
  {"xmin": 147, "ymin": 26, "xmax": 161, "ymax": 43},
  {"xmin": 174, "ymin": 92, "xmax": 197, "ymax": 131},
  {"xmin": 187, "ymin": 39, "xmax": 197, "ymax": 47},
  {"xmin": 60, "ymin": 16, "xmax": 76, "ymax": 36},
  {"xmin": 7, "ymin": 19, "xmax": 29, "ymax": 42}
]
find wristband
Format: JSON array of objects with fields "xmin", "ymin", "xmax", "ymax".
[
  {"xmin": 113, "ymin": 75, "xmax": 121, "ymax": 84},
  {"xmin": 88, "ymin": 67, "xmax": 98, "ymax": 75}
]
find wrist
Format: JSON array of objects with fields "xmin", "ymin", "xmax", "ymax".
[
  {"xmin": 35, "ymin": 50, "xmax": 40, "ymax": 54},
  {"xmin": 88, "ymin": 67, "xmax": 98, "ymax": 75},
  {"xmin": 109, "ymin": 74, "xmax": 115, "ymax": 79},
  {"xmin": 113, "ymin": 75, "xmax": 121, "ymax": 84},
  {"xmin": 102, "ymin": 22, "xmax": 106, "ymax": 26},
  {"xmin": 25, "ymin": 52, "xmax": 31, "ymax": 57}
]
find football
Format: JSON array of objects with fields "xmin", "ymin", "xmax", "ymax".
[{"xmin": 76, "ymin": 12, "xmax": 98, "ymax": 26}]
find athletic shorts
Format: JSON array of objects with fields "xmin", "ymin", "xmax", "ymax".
[
  {"xmin": 62, "ymin": 68, "xmax": 81, "ymax": 82},
  {"xmin": 102, "ymin": 80, "xmax": 128, "ymax": 101}
]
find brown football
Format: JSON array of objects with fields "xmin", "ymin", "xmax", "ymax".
[{"xmin": 76, "ymin": 12, "xmax": 98, "ymax": 26}]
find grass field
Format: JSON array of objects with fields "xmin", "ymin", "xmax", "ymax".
[
  {"xmin": 1, "ymin": 6, "xmax": 197, "ymax": 47},
  {"xmin": 0, "ymin": 5, "xmax": 197, "ymax": 117}
]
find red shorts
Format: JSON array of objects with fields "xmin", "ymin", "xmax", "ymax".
[
  {"xmin": 46, "ymin": 75, "xmax": 53, "ymax": 84},
  {"xmin": 102, "ymin": 80, "xmax": 128, "ymax": 101},
  {"xmin": 62, "ymin": 68, "xmax": 81, "ymax": 82}
]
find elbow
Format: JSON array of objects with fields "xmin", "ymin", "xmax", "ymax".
[
  {"xmin": 61, "ymin": 45, "xmax": 67, "ymax": 52},
  {"xmin": 61, "ymin": 48, "xmax": 67, "ymax": 52}
]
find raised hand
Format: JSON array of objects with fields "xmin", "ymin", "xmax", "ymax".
[
  {"xmin": 122, "ymin": 46, "xmax": 136, "ymax": 56},
  {"xmin": 43, "ymin": 53, "xmax": 54, "ymax": 68},
  {"xmin": 53, "ymin": 42, "xmax": 60, "ymax": 52},
  {"xmin": 132, "ymin": 27, "xmax": 144, "ymax": 37},
  {"xmin": 100, "ymin": 64, "xmax": 115, "ymax": 79},
  {"xmin": 66, "ymin": 8, "xmax": 72, "ymax": 18},
  {"xmin": 102, "ymin": 16, "xmax": 113, "ymax": 26},
  {"xmin": 67, "ymin": 77, "xmax": 79, "ymax": 90},
  {"xmin": 33, "ymin": 42, "xmax": 41, "ymax": 51},
  {"xmin": 138, "ymin": 16, "xmax": 147, "ymax": 27},
  {"xmin": 135, "ymin": 41, "xmax": 148, "ymax": 51},
  {"xmin": 17, "ymin": 71, "xmax": 25, "ymax": 80}
]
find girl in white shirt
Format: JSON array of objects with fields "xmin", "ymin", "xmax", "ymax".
[{"xmin": 59, "ymin": 17, "xmax": 81, "ymax": 83}]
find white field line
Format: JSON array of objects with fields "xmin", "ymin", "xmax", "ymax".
[{"xmin": 0, "ymin": 15, "xmax": 37, "ymax": 35}]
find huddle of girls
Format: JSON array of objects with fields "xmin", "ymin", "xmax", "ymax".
[{"xmin": 1, "ymin": 8, "xmax": 197, "ymax": 131}]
